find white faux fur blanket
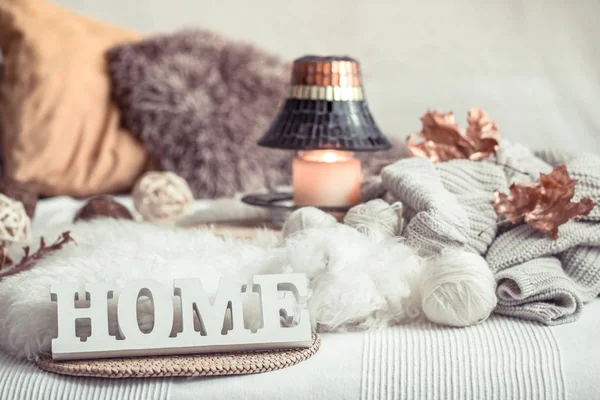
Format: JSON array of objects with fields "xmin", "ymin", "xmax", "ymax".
[{"xmin": 0, "ymin": 219, "xmax": 420, "ymax": 359}]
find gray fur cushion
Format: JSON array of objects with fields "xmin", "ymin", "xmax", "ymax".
[{"xmin": 107, "ymin": 29, "xmax": 292, "ymax": 198}]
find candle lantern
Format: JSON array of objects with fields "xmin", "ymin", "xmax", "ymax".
[
  {"xmin": 258, "ymin": 55, "xmax": 391, "ymax": 207},
  {"xmin": 243, "ymin": 56, "xmax": 390, "ymax": 224}
]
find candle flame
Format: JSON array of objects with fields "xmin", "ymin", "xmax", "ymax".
[
  {"xmin": 321, "ymin": 151, "xmax": 339, "ymax": 163},
  {"xmin": 298, "ymin": 150, "xmax": 354, "ymax": 163}
]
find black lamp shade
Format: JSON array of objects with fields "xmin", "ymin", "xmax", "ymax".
[{"xmin": 258, "ymin": 56, "xmax": 391, "ymax": 152}]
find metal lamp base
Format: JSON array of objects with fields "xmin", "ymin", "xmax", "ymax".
[{"xmin": 241, "ymin": 192, "xmax": 351, "ymax": 227}]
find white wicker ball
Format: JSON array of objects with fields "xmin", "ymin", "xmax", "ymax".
[
  {"xmin": 132, "ymin": 172, "xmax": 194, "ymax": 224},
  {"xmin": 0, "ymin": 193, "xmax": 31, "ymax": 243}
]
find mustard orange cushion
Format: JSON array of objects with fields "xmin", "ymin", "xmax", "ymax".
[{"xmin": 0, "ymin": 0, "xmax": 150, "ymax": 197}]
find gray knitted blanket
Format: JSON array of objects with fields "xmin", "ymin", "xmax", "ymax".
[{"xmin": 363, "ymin": 142, "xmax": 600, "ymax": 325}]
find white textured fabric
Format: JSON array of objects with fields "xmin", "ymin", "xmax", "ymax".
[
  {"xmin": 170, "ymin": 330, "xmax": 366, "ymax": 400},
  {"xmin": 361, "ymin": 317, "xmax": 565, "ymax": 400},
  {"xmin": 0, "ymin": 351, "xmax": 171, "ymax": 400},
  {"xmin": 0, "ymin": 311, "xmax": 574, "ymax": 400},
  {"xmin": 0, "ymin": 196, "xmax": 591, "ymax": 400},
  {"xmin": 553, "ymin": 299, "xmax": 600, "ymax": 400}
]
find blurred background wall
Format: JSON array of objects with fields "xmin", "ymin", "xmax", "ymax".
[{"xmin": 56, "ymin": 0, "xmax": 600, "ymax": 153}]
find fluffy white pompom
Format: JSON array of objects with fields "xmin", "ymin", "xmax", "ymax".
[
  {"xmin": 421, "ymin": 249, "xmax": 497, "ymax": 327},
  {"xmin": 282, "ymin": 224, "xmax": 421, "ymax": 331}
]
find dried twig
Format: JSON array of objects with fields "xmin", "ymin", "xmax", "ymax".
[
  {"xmin": 0, "ymin": 244, "xmax": 13, "ymax": 270},
  {"xmin": 482, "ymin": 160, "xmax": 535, "ymax": 179},
  {"xmin": 0, "ymin": 232, "xmax": 75, "ymax": 281},
  {"xmin": 477, "ymin": 219, "xmax": 513, "ymax": 237}
]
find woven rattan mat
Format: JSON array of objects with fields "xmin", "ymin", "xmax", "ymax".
[{"xmin": 36, "ymin": 333, "xmax": 321, "ymax": 378}]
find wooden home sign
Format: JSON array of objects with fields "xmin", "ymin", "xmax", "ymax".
[{"xmin": 50, "ymin": 273, "xmax": 312, "ymax": 360}]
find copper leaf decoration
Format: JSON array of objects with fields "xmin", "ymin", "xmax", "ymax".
[
  {"xmin": 493, "ymin": 182, "xmax": 542, "ymax": 225},
  {"xmin": 407, "ymin": 108, "xmax": 500, "ymax": 162},
  {"xmin": 493, "ymin": 165, "xmax": 597, "ymax": 239},
  {"xmin": 465, "ymin": 108, "xmax": 501, "ymax": 161}
]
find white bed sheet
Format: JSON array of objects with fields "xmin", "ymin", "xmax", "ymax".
[{"xmin": 0, "ymin": 196, "xmax": 598, "ymax": 400}]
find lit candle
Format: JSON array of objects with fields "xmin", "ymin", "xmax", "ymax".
[{"xmin": 293, "ymin": 150, "xmax": 361, "ymax": 207}]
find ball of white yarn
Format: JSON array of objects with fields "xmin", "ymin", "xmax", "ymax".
[
  {"xmin": 282, "ymin": 207, "xmax": 338, "ymax": 239},
  {"xmin": 344, "ymin": 199, "xmax": 403, "ymax": 240},
  {"xmin": 132, "ymin": 171, "xmax": 194, "ymax": 224},
  {"xmin": 421, "ymin": 249, "xmax": 497, "ymax": 327},
  {"xmin": 0, "ymin": 193, "xmax": 30, "ymax": 243}
]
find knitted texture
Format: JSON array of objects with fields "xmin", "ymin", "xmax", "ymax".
[
  {"xmin": 535, "ymin": 148, "xmax": 576, "ymax": 166},
  {"xmin": 560, "ymin": 246, "xmax": 600, "ymax": 300},
  {"xmin": 494, "ymin": 257, "xmax": 582, "ymax": 325},
  {"xmin": 435, "ymin": 160, "xmax": 508, "ymax": 254},
  {"xmin": 565, "ymin": 154, "xmax": 600, "ymax": 220},
  {"xmin": 370, "ymin": 146, "xmax": 600, "ymax": 325},
  {"xmin": 496, "ymin": 141, "xmax": 552, "ymax": 184},
  {"xmin": 382, "ymin": 158, "xmax": 469, "ymax": 254},
  {"xmin": 486, "ymin": 153, "xmax": 600, "ymax": 324},
  {"xmin": 380, "ymin": 157, "xmax": 507, "ymax": 255}
]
